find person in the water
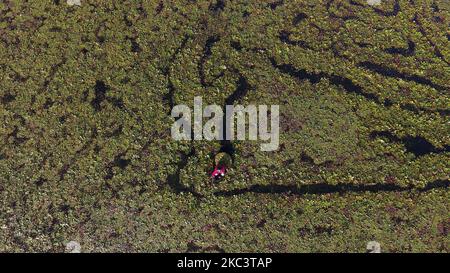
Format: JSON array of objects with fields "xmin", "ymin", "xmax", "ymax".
[{"xmin": 211, "ymin": 152, "xmax": 232, "ymax": 181}]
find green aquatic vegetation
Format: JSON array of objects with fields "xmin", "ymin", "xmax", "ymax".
[{"xmin": 0, "ymin": 0, "xmax": 448, "ymax": 252}]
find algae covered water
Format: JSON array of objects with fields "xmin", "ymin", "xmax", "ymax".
[{"xmin": 0, "ymin": 0, "xmax": 448, "ymax": 252}]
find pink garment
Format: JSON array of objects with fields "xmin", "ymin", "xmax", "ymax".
[{"xmin": 211, "ymin": 165, "xmax": 227, "ymax": 179}]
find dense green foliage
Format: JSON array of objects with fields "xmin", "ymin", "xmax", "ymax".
[{"xmin": 0, "ymin": 0, "xmax": 448, "ymax": 252}]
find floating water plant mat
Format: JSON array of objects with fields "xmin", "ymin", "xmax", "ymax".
[{"xmin": 0, "ymin": 0, "xmax": 448, "ymax": 252}]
